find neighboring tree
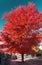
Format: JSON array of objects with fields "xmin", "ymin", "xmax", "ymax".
[{"xmin": 1, "ymin": 3, "xmax": 42, "ymax": 62}]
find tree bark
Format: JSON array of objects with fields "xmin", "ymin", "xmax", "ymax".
[{"xmin": 21, "ymin": 54, "xmax": 24, "ymax": 62}]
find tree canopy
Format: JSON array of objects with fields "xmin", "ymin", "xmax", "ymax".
[{"xmin": 0, "ymin": 3, "xmax": 42, "ymax": 54}]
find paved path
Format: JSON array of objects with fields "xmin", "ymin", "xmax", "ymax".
[
  {"xmin": 9, "ymin": 59, "xmax": 42, "ymax": 65},
  {"xmin": 0, "ymin": 57, "xmax": 42, "ymax": 65}
]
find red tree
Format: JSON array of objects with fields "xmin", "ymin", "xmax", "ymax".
[{"xmin": 1, "ymin": 3, "xmax": 42, "ymax": 61}]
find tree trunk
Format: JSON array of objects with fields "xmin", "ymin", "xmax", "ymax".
[{"xmin": 21, "ymin": 54, "xmax": 24, "ymax": 62}]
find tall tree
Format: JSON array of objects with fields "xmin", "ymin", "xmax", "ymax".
[{"xmin": 1, "ymin": 3, "xmax": 42, "ymax": 61}]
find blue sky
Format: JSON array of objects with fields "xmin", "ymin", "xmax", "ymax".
[{"xmin": 0, "ymin": 0, "xmax": 42, "ymax": 30}]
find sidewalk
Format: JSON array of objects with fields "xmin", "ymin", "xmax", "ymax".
[{"xmin": 9, "ymin": 59, "xmax": 42, "ymax": 65}]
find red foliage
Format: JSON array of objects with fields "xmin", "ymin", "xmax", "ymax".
[{"xmin": 1, "ymin": 3, "xmax": 42, "ymax": 54}]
